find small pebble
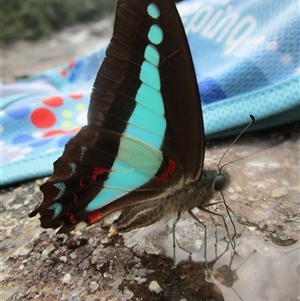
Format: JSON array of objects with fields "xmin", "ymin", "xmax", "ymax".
[
  {"xmin": 149, "ymin": 280, "xmax": 163, "ymax": 294},
  {"xmin": 41, "ymin": 243, "xmax": 55, "ymax": 257},
  {"xmin": 123, "ymin": 287, "xmax": 134, "ymax": 300},
  {"xmin": 62, "ymin": 273, "xmax": 72, "ymax": 285},
  {"xmin": 6, "ymin": 228, "xmax": 12, "ymax": 238},
  {"xmin": 75, "ymin": 230, "xmax": 83, "ymax": 236},
  {"xmin": 35, "ymin": 179, "xmax": 43, "ymax": 186},
  {"xmin": 67, "ymin": 239, "xmax": 77, "ymax": 249},
  {"xmin": 227, "ymin": 187, "xmax": 235, "ymax": 193},
  {"xmin": 272, "ymin": 187, "xmax": 288, "ymax": 198},
  {"xmin": 131, "ymin": 246, "xmax": 138, "ymax": 254},
  {"xmin": 134, "ymin": 277, "xmax": 147, "ymax": 284},
  {"xmin": 103, "ymin": 272, "xmax": 110, "ymax": 278},
  {"xmin": 59, "ymin": 256, "xmax": 67, "ymax": 263},
  {"xmin": 90, "ymin": 256, "xmax": 98, "ymax": 265},
  {"xmin": 11, "ymin": 204, "xmax": 22, "ymax": 210},
  {"xmin": 101, "ymin": 237, "xmax": 109, "ymax": 244},
  {"xmin": 89, "ymin": 281, "xmax": 99, "ymax": 292},
  {"xmin": 88, "ymin": 237, "xmax": 95, "ymax": 245},
  {"xmin": 44, "ymin": 259, "xmax": 54, "ymax": 267},
  {"xmin": 69, "ymin": 252, "xmax": 77, "ymax": 259},
  {"xmin": 235, "ymin": 186, "xmax": 242, "ymax": 192}
]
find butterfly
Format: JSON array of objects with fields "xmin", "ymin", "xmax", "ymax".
[{"xmin": 29, "ymin": 0, "xmax": 229, "ymax": 237}]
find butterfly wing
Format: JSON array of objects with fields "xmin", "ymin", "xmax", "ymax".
[{"xmin": 30, "ymin": 0, "xmax": 204, "ymax": 233}]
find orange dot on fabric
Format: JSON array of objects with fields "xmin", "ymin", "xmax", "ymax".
[
  {"xmin": 60, "ymin": 70, "xmax": 67, "ymax": 77},
  {"xmin": 31, "ymin": 108, "xmax": 56, "ymax": 128},
  {"xmin": 42, "ymin": 96, "xmax": 64, "ymax": 107},
  {"xmin": 69, "ymin": 93, "xmax": 83, "ymax": 100}
]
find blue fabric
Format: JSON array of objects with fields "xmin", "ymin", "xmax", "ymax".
[{"xmin": 1, "ymin": 0, "xmax": 299, "ymax": 185}]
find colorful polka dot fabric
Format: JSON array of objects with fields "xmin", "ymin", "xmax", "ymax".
[{"xmin": 2, "ymin": 0, "xmax": 299, "ymax": 185}]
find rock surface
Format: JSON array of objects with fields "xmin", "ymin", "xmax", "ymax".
[{"xmin": 1, "ymin": 122, "xmax": 299, "ymax": 301}]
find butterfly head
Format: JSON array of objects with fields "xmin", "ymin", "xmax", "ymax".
[
  {"xmin": 213, "ymin": 169, "xmax": 230, "ymax": 192},
  {"xmin": 191, "ymin": 168, "xmax": 230, "ymax": 211},
  {"xmin": 212, "ymin": 116, "xmax": 255, "ymax": 192}
]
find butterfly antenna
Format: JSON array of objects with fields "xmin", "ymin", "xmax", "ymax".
[
  {"xmin": 218, "ymin": 115, "xmax": 255, "ymax": 172},
  {"xmin": 217, "ymin": 115, "xmax": 255, "ymax": 243}
]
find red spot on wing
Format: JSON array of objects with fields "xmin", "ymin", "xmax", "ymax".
[
  {"xmin": 88, "ymin": 210, "xmax": 102, "ymax": 224},
  {"xmin": 66, "ymin": 212, "xmax": 77, "ymax": 224},
  {"xmin": 73, "ymin": 193, "xmax": 78, "ymax": 203},
  {"xmin": 91, "ymin": 167, "xmax": 110, "ymax": 181},
  {"xmin": 79, "ymin": 179, "xmax": 84, "ymax": 187},
  {"xmin": 160, "ymin": 158, "xmax": 176, "ymax": 181}
]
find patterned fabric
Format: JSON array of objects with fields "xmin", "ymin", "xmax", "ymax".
[
  {"xmin": 179, "ymin": 0, "xmax": 299, "ymax": 138},
  {"xmin": 2, "ymin": 0, "xmax": 299, "ymax": 185}
]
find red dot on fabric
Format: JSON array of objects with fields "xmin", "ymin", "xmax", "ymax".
[
  {"xmin": 42, "ymin": 96, "xmax": 64, "ymax": 107},
  {"xmin": 31, "ymin": 108, "xmax": 56, "ymax": 128},
  {"xmin": 69, "ymin": 60, "xmax": 75, "ymax": 69},
  {"xmin": 69, "ymin": 93, "xmax": 83, "ymax": 100},
  {"xmin": 43, "ymin": 130, "xmax": 67, "ymax": 138},
  {"xmin": 42, "ymin": 127, "xmax": 80, "ymax": 138},
  {"xmin": 60, "ymin": 70, "xmax": 67, "ymax": 77}
]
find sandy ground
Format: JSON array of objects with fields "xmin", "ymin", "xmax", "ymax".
[{"xmin": 1, "ymin": 20, "xmax": 300, "ymax": 301}]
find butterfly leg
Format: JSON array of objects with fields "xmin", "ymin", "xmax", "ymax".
[
  {"xmin": 188, "ymin": 209, "xmax": 209, "ymax": 274},
  {"xmin": 170, "ymin": 211, "xmax": 191, "ymax": 266},
  {"xmin": 220, "ymin": 191, "xmax": 238, "ymax": 241},
  {"xmin": 197, "ymin": 205, "xmax": 236, "ymax": 253},
  {"xmin": 209, "ymin": 214, "xmax": 230, "ymax": 260},
  {"xmin": 171, "ymin": 211, "xmax": 180, "ymax": 266},
  {"xmin": 171, "ymin": 211, "xmax": 193, "ymax": 266}
]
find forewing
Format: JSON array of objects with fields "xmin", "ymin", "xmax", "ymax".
[{"xmin": 30, "ymin": 0, "xmax": 204, "ymax": 233}]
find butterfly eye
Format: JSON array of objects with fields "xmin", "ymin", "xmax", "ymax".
[{"xmin": 213, "ymin": 174, "xmax": 227, "ymax": 191}]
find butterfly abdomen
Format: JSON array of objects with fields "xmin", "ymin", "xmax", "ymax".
[{"xmin": 107, "ymin": 169, "xmax": 229, "ymax": 235}]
